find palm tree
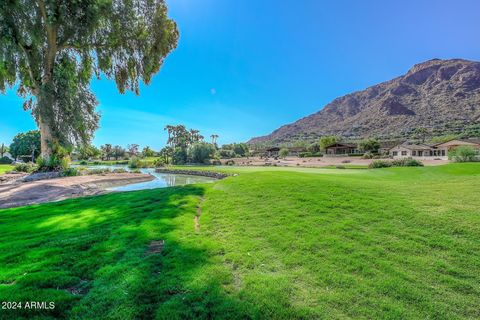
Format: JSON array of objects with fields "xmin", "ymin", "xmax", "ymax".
[{"xmin": 210, "ymin": 134, "xmax": 219, "ymax": 145}]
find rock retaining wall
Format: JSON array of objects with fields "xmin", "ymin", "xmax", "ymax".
[{"xmin": 155, "ymin": 168, "xmax": 229, "ymax": 179}]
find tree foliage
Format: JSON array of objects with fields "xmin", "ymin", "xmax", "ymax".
[
  {"xmin": 0, "ymin": 0, "xmax": 179, "ymax": 156},
  {"xmin": 188, "ymin": 142, "xmax": 216, "ymax": 164},
  {"xmin": 9, "ymin": 130, "xmax": 41, "ymax": 160},
  {"xmin": 358, "ymin": 138, "xmax": 380, "ymax": 153},
  {"xmin": 319, "ymin": 136, "xmax": 339, "ymax": 151}
]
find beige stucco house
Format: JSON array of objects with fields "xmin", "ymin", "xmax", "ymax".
[{"xmin": 389, "ymin": 139, "xmax": 480, "ymax": 160}]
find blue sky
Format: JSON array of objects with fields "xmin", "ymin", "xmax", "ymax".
[{"xmin": 1, "ymin": 0, "xmax": 480, "ymax": 149}]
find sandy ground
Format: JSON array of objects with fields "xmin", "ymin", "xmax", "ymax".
[
  {"xmin": 221, "ymin": 156, "xmax": 449, "ymax": 167},
  {"xmin": 0, "ymin": 173, "xmax": 154, "ymax": 209}
]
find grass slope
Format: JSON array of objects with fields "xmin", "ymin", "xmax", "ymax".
[
  {"xmin": 0, "ymin": 164, "xmax": 479, "ymax": 319},
  {"xmin": 0, "ymin": 164, "xmax": 13, "ymax": 174}
]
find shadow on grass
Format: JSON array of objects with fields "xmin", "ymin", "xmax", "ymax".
[{"xmin": 0, "ymin": 185, "xmax": 262, "ymax": 319}]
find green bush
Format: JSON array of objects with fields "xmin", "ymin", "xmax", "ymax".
[
  {"xmin": 128, "ymin": 157, "xmax": 140, "ymax": 169},
  {"xmin": 279, "ymin": 148, "xmax": 289, "ymax": 158},
  {"xmin": 369, "ymin": 158, "xmax": 423, "ymax": 169},
  {"xmin": 79, "ymin": 160, "xmax": 88, "ymax": 165},
  {"xmin": 36, "ymin": 155, "xmax": 70, "ymax": 172},
  {"xmin": 369, "ymin": 160, "xmax": 393, "ymax": 169},
  {"xmin": 62, "ymin": 168, "xmax": 79, "ymax": 177},
  {"xmin": 449, "ymin": 146, "xmax": 479, "ymax": 162},
  {"xmin": 14, "ymin": 162, "xmax": 37, "ymax": 173},
  {"xmin": 225, "ymin": 160, "xmax": 235, "ymax": 166},
  {"xmin": 0, "ymin": 156, "xmax": 13, "ymax": 164},
  {"xmin": 391, "ymin": 158, "xmax": 424, "ymax": 167},
  {"xmin": 153, "ymin": 158, "xmax": 165, "ymax": 167}
]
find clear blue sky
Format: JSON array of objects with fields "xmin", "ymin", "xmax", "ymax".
[{"xmin": 1, "ymin": 0, "xmax": 480, "ymax": 149}]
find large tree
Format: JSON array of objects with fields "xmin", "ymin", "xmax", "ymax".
[{"xmin": 0, "ymin": 0, "xmax": 178, "ymax": 159}]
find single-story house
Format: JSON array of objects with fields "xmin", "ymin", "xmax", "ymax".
[
  {"xmin": 265, "ymin": 147, "xmax": 280, "ymax": 157},
  {"xmin": 325, "ymin": 143, "xmax": 360, "ymax": 156},
  {"xmin": 389, "ymin": 143, "xmax": 436, "ymax": 159},
  {"xmin": 389, "ymin": 139, "xmax": 480, "ymax": 160}
]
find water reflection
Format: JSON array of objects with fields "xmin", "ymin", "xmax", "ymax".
[{"xmin": 73, "ymin": 165, "xmax": 216, "ymax": 191}]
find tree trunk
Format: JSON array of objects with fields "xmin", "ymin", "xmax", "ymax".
[{"xmin": 39, "ymin": 115, "xmax": 54, "ymax": 159}]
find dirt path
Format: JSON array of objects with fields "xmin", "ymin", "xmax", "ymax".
[{"xmin": 0, "ymin": 173, "xmax": 155, "ymax": 209}]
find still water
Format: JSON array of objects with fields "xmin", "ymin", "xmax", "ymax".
[{"xmin": 75, "ymin": 165, "xmax": 216, "ymax": 191}]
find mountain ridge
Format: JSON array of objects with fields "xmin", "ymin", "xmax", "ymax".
[{"xmin": 248, "ymin": 58, "xmax": 480, "ymax": 145}]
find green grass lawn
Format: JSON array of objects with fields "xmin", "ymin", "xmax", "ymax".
[
  {"xmin": 0, "ymin": 164, "xmax": 479, "ymax": 319},
  {"xmin": 0, "ymin": 164, "xmax": 13, "ymax": 174}
]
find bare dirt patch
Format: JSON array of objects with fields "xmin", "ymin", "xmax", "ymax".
[
  {"xmin": 147, "ymin": 240, "xmax": 165, "ymax": 255},
  {"xmin": 0, "ymin": 173, "xmax": 155, "ymax": 209},
  {"xmin": 219, "ymin": 156, "xmax": 448, "ymax": 167}
]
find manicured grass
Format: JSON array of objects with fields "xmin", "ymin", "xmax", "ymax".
[
  {"xmin": 0, "ymin": 164, "xmax": 479, "ymax": 319},
  {"xmin": 0, "ymin": 164, "xmax": 13, "ymax": 174}
]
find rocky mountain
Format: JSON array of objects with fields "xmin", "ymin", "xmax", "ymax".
[{"xmin": 248, "ymin": 59, "xmax": 480, "ymax": 145}]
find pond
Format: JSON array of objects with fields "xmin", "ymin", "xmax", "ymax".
[{"xmin": 74, "ymin": 165, "xmax": 216, "ymax": 191}]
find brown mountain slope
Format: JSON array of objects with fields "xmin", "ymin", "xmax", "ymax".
[{"xmin": 249, "ymin": 59, "xmax": 480, "ymax": 145}]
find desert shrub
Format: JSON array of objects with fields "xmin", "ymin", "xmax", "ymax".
[
  {"xmin": 62, "ymin": 168, "xmax": 79, "ymax": 177},
  {"xmin": 279, "ymin": 148, "xmax": 289, "ymax": 159},
  {"xmin": 362, "ymin": 152, "xmax": 374, "ymax": 159},
  {"xmin": 14, "ymin": 162, "xmax": 37, "ymax": 173},
  {"xmin": 86, "ymin": 168, "xmax": 110, "ymax": 175},
  {"xmin": 128, "ymin": 157, "xmax": 150, "ymax": 169},
  {"xmin": 391, "ymin": 158, "xmax": 424, "ymax": 167},
  {"xmin": 369, "ymin": 160, "xmax": 393, "ymax": 169},
  {"xmin": 36, "ymin": 155, "xmax": 70, "ymax": 172},
  {"xmin": 0, "ymin": 156, "xmax": 13, "ymax": 164},
  {"xmin": 369, "ymin": 158, "xmax": 423, "ymax": 169},
  {"xmin": 449, "ymin": 146, "xmax": 479, "ymax": 162},
  {"xmin": 153, "ymin": 158, "xmax": 165, "ymax": 167},
  {"xmin": 299, "ymin": 152, "xmax": 322, "ymax": 158}
]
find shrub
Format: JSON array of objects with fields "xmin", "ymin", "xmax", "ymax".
[
  {"xmin": 225, "ymin": 160, "xmax": 235, "ymax": 166},
  {"xmin": 112, "ymin": 168, "xmax": 128, "ymax": 173},
  {"xmin": 449, "ymin": 146, "xmax": 479, "ymax": 162},
  {"xmin": 391, "ymin": 158, "xmax": 424, "ymax": 167},
  {"xmin": 62, "ymin": 168, "xmax": 79, "ymax": 177},
  {"xmin": 129, "ymin": 157, "xmax": 140, "ymax": 169},
  {"xmin": 153, "ymin": 158, "xmax": 165, "ymax": 167},
  {"xmin": 36, "ymin": 155, "xmax": 70, "ymax": 172},
  {"xmin": 0, "ymin": 156, "xmax": 13, "ymax": 164},
  {"xmin": 369, "ymin": 160, "xmax": 393, "ymax": 169},
  {"xmin": 369, "ymin": 158, "xmax": 423, "ymax": 169},
  {"xmin": 279, "ymin": 148, "xmax": 289, "ymax": 159},
  {"xmin": 14, "ymin": 162, "xmax": 37, "ymax": 173},
  {"xmin": 341, "ymin": 159, "xmax": 351, "ymax": 163},
  {"xmin": 362, "ymin": 152, "xmax": 374, "ymax": 159},
  {"xmin": 79, "ymin": 160, "xmax": 88, "ymax": 165}
]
